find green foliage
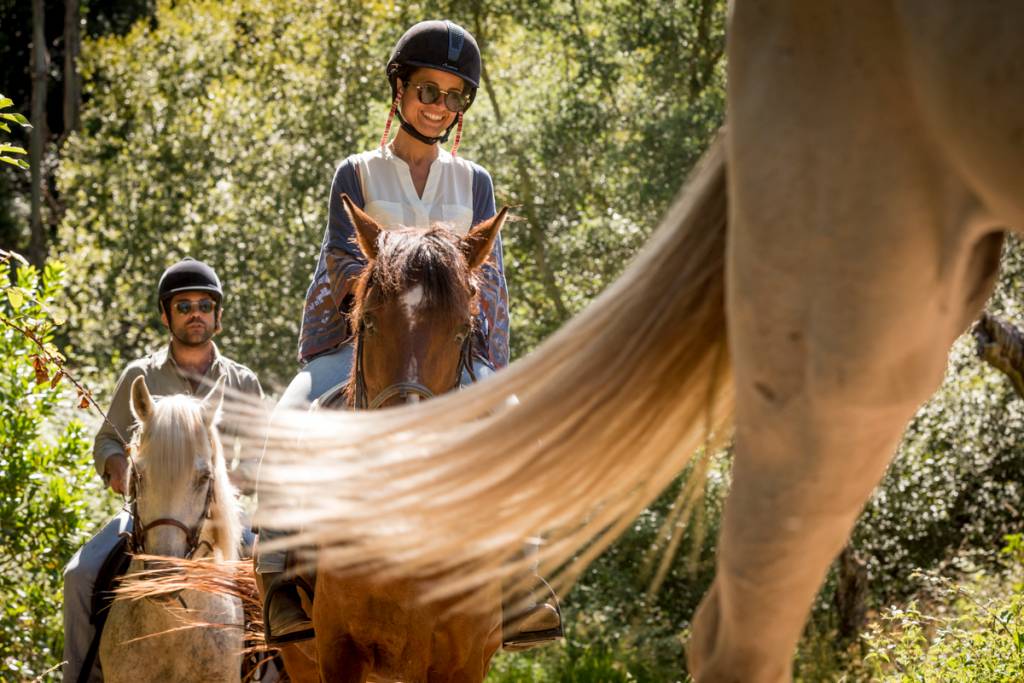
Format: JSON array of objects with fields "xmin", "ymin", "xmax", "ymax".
[
  {"xmin": 489, "ymin": 624, "xmax": 690, "ymax": 682},
  {"xmin": 451, "ymin": 0, "xmax": 726, "ymax": 355},
  {"xmin": 861, "ymin": 557, "xmax": 1024, "ymax": 681},
  {"xmin": 0, "ymin": 257, "xmax": 105, "ymax": 680},
  {"xmin": 59, "ymin": 0, "xmax": 387, "ymax": 388},
  {"xmin": 0, "ymin": 93, "xmax": 31, "ymax": 169}
]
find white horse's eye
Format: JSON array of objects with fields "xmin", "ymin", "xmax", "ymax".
[{"xmin": 194, "ymin": 470, "xmax": 212, "ymax": 490}]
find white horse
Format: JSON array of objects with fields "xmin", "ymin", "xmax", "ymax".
[
  {"xmin": 99, "ymin": 376, "xmax": 243, "ymax": 683},
  {"xmin": 248, "ymin": 3, "xmax": 1024, "ymax": 680}
]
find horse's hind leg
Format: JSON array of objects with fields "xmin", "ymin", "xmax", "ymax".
[{"xmin": 689, "ymin": 3, "xmax": 1006, "ymax": 680}]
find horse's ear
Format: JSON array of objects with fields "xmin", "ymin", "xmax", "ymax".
[
  {"xmin": 201, "ymin": 376, "xmax": 226, "ymax": 428},
  {"xmin": 130, "ymin": 375, "xmax": 154, "ymax": 423},
  {"xmin": 462, "ymin": 207, "xmax": 508, "ymax": 270},
  {"xmin": 341, "ymin": 193, "xmax": 382, "ymax": 262}
]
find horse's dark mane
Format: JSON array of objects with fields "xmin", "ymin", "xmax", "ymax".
[{"xmin": 350, "ymin": 225, "xmax": 479, "ymax": 329}]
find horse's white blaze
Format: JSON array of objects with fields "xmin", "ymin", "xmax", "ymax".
[
  {"xmin": 403, "ymin": 285, "xmax": 424, "ymax": 322},
  {"xmin": 406, "ymin": 355, "xmax": 419, "ymax": 382}
]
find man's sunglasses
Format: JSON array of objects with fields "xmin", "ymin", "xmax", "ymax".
[
  {"xmin": 173, "ymin": 299, "xmax": 216, "ymax": 315},
  {"xmin": 411, "ymin": 82, "xmax": 470, "ymax": 114}
]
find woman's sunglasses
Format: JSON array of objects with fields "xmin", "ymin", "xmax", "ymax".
[
  {"xmin": 173, "ymin": 299, "xmax": 216, "ymax": 315},
  {"xmin": 410, "ymin": 82, "xmax": 470, "ymax": 114}
]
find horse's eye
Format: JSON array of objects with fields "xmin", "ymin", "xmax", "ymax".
[
  {"xmin": 194, "ymin": 471, "xmax": 212, "ymax": 490},
  {"xmin": 362, "ymin": 315, "xmax": 377, "ymax": 334},
  {"xmin": 455, "ymin": 324, "xmax": 471, "ymax": 345}
]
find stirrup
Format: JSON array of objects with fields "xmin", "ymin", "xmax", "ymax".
[
  {"xmin": 502, "ymin": 576, "xmax": 564, "ymax": 652},
  {"xmin": 262, "ymin": 576, "xmax": 315, "ymax": 646},
  {"xmin": 502, "ymin": 606, "xmax": 564, "ymax": 651}
]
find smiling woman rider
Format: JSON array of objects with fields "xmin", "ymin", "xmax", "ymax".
[
  {"xmin": 285, "ymin": 19, "xmax": 509, "ymax": 408},
  {"xmin": 256, "ymin": 20, "xmax": 562, "ymax": 650}
]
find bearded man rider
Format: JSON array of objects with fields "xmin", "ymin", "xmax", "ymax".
[{"xmin": 62, "ymin": 258, "xmax": 263, "ymax": 683}]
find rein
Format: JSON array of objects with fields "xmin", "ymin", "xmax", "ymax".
[{"xmin": 128, "ymin": 475, "xmax": 216, "ymax": 560}]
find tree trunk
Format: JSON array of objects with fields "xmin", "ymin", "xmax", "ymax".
[
  {"xmin": 63, "ymin": 0, "xmax": 81, "ymax": 137},
  {"xmin": 833, "ymin": 545, "xmax": 868, "ymax": 641},
  {"xmin": 29, "ymin": 0, "xmax": 49, "ymax": 267}
]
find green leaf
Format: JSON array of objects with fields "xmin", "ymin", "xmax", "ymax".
[
  {"xmin": 0, "ymin": 249, "xmax": 30, "ymax": 266},
  {"xmin": 0, "ymin": 97, "xmax": 12, "ymax": 109},
  {"xmin": 0, "ymin": 112, "xmax": 31, "ymax": 127},
  {"xmin": 0, "ymin": 122, "xmax": 10, "ymax": 133},
  {"xmin": 6, "ymin": 288, "xmax": 25, "ymax": 310},
  {"xmin": 0, "ymin": 156, "xmax": 29, "ymax": 169},
  {"xmin": 0, "ymin": 145, "xmax": 27, "ymax": 155}
]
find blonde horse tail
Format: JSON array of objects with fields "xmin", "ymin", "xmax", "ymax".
[{"xmin": 252, "ymin": 131, "xmax": 731, "ymax": 599}]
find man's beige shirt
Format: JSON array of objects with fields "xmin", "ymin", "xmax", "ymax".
[{"xmin": 92, "ymin": 342, "xmax": 263, "ymax": 475}]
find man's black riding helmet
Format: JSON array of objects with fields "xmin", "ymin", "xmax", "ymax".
[
  {"xmin": 157, "ymin": 257, "xmax": 223, "ymax": 312},
  {"xmin": 386, "ymin": 20, "xmax": 481, "ymax": 144}
]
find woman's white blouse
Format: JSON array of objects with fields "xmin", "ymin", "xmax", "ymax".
[{"xmin": 353, "ymin": 146, "xmax": 475, "ymax": 234}]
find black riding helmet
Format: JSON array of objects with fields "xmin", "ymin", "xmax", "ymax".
[
  {"xmin": 157, "ymin": 257, "xmax": 223, "ymax": 313},
  {"xmin": 386, "ymin": 20, "xmax": 481, "ymax": 145}
]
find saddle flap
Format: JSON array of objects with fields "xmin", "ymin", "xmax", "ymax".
[{"xmin": 89, "ymin": 533, "xmax": 133, "ymax": 624}]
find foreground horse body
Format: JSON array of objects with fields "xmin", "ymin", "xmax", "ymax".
[
  {"xmin": 250, "ymin": 3, "xmax": 1023, "ymax": 680},
  {"xmin": 273, "ymin": 198, "xmax": 506, "ymax": 682},
  {"xmin": 100, "ymin": 377, "xmax": 243, "ymax": 683},
  {"xmin": 690, "ymin": 4, "xmax": 1016, "ymax": 678}
]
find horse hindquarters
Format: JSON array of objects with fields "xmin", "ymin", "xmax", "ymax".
[
  {"xmin": 689, "ymin": 3, "xmax": 1006, "ymax": 680},
  {"xmin": 99, "ymin": 589, "xmax": 242, "ymax": 682}
]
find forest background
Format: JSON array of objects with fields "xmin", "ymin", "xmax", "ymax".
[{"xmin": 1, "ymin": 1, "xmax": 1022, "ymax": 680}]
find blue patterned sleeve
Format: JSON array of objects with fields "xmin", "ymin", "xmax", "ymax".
[
  {"xmin": 298, "ymin": 159, "xmax": 367, "ymax": 362},
  {"xmin": 471, "ymin": 165, "xmax": 510, "ymax": 369}
]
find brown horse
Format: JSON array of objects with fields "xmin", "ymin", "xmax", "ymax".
[
  {"xmin": 273, "ymin": 195, "xmax": 508, "ymax": 683},
  {"xmin": 248, "ymin": 3, "xmax": 1024, "ymax": 680}
]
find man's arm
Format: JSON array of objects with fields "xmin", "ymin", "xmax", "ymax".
[{"xmin": 93, "ymin": 365, "xmax": 144, "ymax": 493}]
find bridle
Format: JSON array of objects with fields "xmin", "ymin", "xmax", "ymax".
[
  {"xmin": 127, "ymin": 469, "xmax": 216, "ymax": 560},
  {"xmin": 350, "ymin": 318, "xmax": 477, "ymax": 410}
]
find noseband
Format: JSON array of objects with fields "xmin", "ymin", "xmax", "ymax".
[
  {"xmin": 350, "ymin": 319, "xmax": 477, "ymax": 410},
  {"xmin": 128, "ymin": 474, "xmax": 216, "ymax": 560}
]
